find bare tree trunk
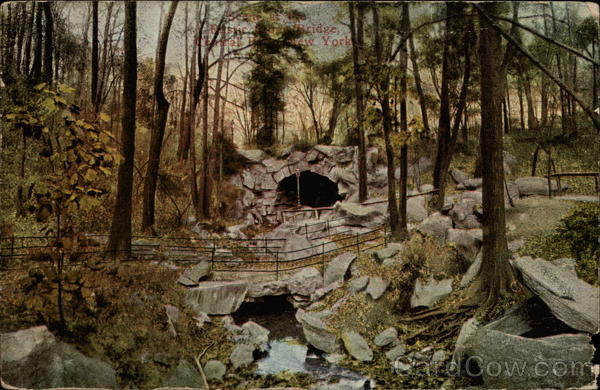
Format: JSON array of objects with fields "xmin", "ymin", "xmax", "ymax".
[
  {"xmin": 91, "ymin": 1, "xmax": 99, "ymax": 111},
  {"xmin": 408, "ymin": 15, "xmax": 431, "ymax": 135},
  {"xmin": 349, "ymin": 2, "xmax": 368, "ymax": 204},
  {"xmin": 23, "ymin": 3, "xmax": 35, "ymax": 75},
  {"xmin": 372, "ymin": 4, "xmax": 400, "ymax": 239},
  {"xmin": 177, "ymin": 3, "xmax": 190, "ymax": 162},
  {"xmin": 141, "ymin": 1, "xmax": 178, "ymax": 232},
  {"xmin": 107, "ymin": 1, "xmax": 137, "ymax": 260},
  {"xmin": 30, "ymin": 4, "xmax": 43, "ymax": 83},
  {"xmin": 517, "ymin": 79, "xmax": 525, "ymax": 129},
  {"xmin": 397, "ymin": 3, "xmax": 410, "ymax": 240}
]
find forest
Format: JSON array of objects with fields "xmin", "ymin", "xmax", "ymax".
[{"xmin": 0, "ymin": 1, "xmax": 599, "ymax": 390}]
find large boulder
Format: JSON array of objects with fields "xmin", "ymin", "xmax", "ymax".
[
  {"xmin": 184, "ymin": 281, "xmax": 248, "ymax": 315},
  {"xmin": 296, "ymin": 309, "xmax": 339, "ymax": 353},
  {"xmin": 238, "ymin": 149, "xmax": 266, "ymax": 163},
  {"xmin": 232, "ymin": 321, "xmax": 270, "ymax": 351},
  {"xmin": 176, "ymin": 261, "xmax": 211, "ymax": 286},
  {"xmin": 341, "ymin": 331, "xmax": 373, "ymax": 362},
  {"xmin": 416, "ymin": 213, "xmax": 452, "ymax": 242},
  {"xmin": 324, "ymin": 252, "xmax": 357, "ymax": 286},
  {"xmin": 449, "ymin": 168, "xmax": 470, "ymax": 185},
  {"xmin": 372, "ymin": 243, "xmax": 403, "ymax": 263},
  {"xmin": 333, "ymin": 202, "xmax": 385, "ymax": 229},
  {"xmin": 204, "ymin": 359, "xmax": 226, "ymax": 382},
  {"xmin": 446, "ymin": 228, "xmax": 482, "ymax": 263},
  {"xmin": 407, "ymin": 197, "xmax": 428, "ymax": 223},
  {"xmin": 512, "ymin": 256, "xmax": 600, "ymax": 334},
  {"xmin": 459, "ymin": 253, "xmax": 482, "ymax": 288},
  {"xmin": 230, "ymin": 344, "xmax": 255, "ymax": 369},
  {"xmin": 282, "ymin": 233, "xmax": 317, "ymax": 262},
  {"xmin": 515, "ymin": 176, "xmax": 568, "ymax": 196},
  {"xmin": 449, "ymin": 198, "xmax": 481, "ymax": 229},
  {"xmin": 374, "ymin": 327, "xmax": 398, "ymax": 347},
  {"xmin": 467, "ymin": 328, "xmax": 595, "ymax": 389},
  {"xmin": 410, "ymin": 277, "xmax": 453, "ymax": 308},
  {"xmin": 247, "ymin": 279, "xmax": 289, "ymax": 298},
  {"xmin": 1, "ymin": 326, "xmax": 116, "ymax": 389},
  {"xmin": 287, "ymin": 267, "xmax": 323, "ymax": 297}
]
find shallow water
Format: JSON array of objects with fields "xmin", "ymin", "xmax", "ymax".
[{"xmin": 256, "ymin": 337, "xmax": 370, "ymax": 389}]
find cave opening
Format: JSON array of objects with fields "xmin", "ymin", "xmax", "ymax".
[{"xmin": 276, "ymin": 170, "xmax": 343, "ymax": 208}]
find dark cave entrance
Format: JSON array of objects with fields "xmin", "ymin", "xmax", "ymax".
[{"xmin": 277, "ymin": 170, "xmax": 343, "ymax": 208}]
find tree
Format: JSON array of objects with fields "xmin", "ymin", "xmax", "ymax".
[
  {"xmin": 141, "ymin": 1, "xmax": 178, "ymax": 232},
  {"xmin": 91, "ymin": 1, "xmax": 99, "ymax": 111},
  {"xmin": 107, "ymin": 0, "xmax": 137, "ymax": 260},
  {"xmin": 30, "ymin": 4, "xmax": 43, "ymax": 83},
  {"xmin": 42, "ymin": 2, "xmax": 53, "ymax": 84},
  {"xmin": 469, "ymin": 2, "xmax": 516, "ymax": 307},
  {"xmin": 348, "ymin": 1, "xmax": 368, "ymax": 203}
]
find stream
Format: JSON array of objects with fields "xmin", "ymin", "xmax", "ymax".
[{"xmin": 232, "ymin": 296, "xmax": 373, "ymax": 389}]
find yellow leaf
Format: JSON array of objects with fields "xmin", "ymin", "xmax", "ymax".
[
  {"xmin": 58, "ymin": 84, "xmax": 76, "ymax": 94},
  {"xmin": 99, "ymin": 113, "xmax": 110, "ymax": 122},
  {"xmin": 41, "ymin": 97, "xmax": 56, "ymax": 112},
  {"xmin": 34, "ymin": 83, "xmax": 47, "ymax": 91},
  {"xmin": 98, "ymin": 166, "xmax": 111, "ymax": 176},
  {"xmin": 84, "ymin": 169, "xmax": 97, "ymax": 182}
]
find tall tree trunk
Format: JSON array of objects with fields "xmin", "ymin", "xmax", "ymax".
[
  {"xmin": 177, "ymin": 3, "xmax": 190, "ymax": 162},
  {"xmin": 523, "ymin": 71, "xmax": 538, "ymax": 130},
  {"xmin": 408, "ymin": 16, "xmax": 431, "ymax": 135},
  {"xmin": 472, "ymin": 2, "xmax": 515, "ymax": 307},
  {"xmin": 349, "ymin": 2, "xmax": 368, "ymax": 203},
  {"xmin": 397, "ymin": 3, "xmax": 410, "ymax": 240},
  {"xmin": 107, "ymin": 0, "xmax": 137, "ymax": 260},
  {"xmin": 23, "ymin": 3, "xmax": 35, "ymax": 75},
  {"xmin": 372, "ymin": 4, "xmax": 400, "ymax": 239},
  {"xmin": 141, "ymin": 1, "xmax": 178, "ymax": 232},
  {"xmin": 517, "ymin": 79, "xmax": 525, "ymax": 129},
  {"xmin": 15, "ymin": 4, "xmax": 26, "ymax": 74},
  {"xmin": 31, "ymin": 4, "xmax": 43, "ymax": 83},
  {"xmin": 91, "ymin": 1, "xmax": 99, "ymax": 111},
  {"xmin": 199, "ymin": 38, "xmax": 210, "ymax": 218},
  {"xmin": 96, "ymin": 2, "xmax": 113, "ymax": 112}
]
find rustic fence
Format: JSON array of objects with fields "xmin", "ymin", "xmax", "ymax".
[{"xmin": 0, "ymin": 219, "xmax": 388, "ymax": 281}]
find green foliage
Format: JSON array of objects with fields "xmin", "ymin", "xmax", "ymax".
[
  {"xmin": 3, "ymin": 83, "xmax": 115, "ymax": 231},
  {"xmin": 519, "ymin": 202, "xmax": 599, "ymax": 285}
]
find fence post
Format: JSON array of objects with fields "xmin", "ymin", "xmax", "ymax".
[
  {"xmin": 211, "ymin": 238, "xmax": 216, "ymax": 271},
  {"xmin": 356, "ymin": 232, "xmax": 360, "ymax": 256},
  {"xmin": 305, "ymin": 224, "xmax": 309, "ymax": 240},
  {"xmin": 321, "ymin": 242, "xmax": 325, "ymax": 276},
  {"xmin": 10, "ymin": 234, "xmax": 15, "ymax": 259},
  {"xmin": 384, "ymin": 225, "xmax": 387, "ymax": 246},
  {"xmin": 275, "ymin": 250, "xmax": 279, "ymax": 281},
  {"xmin": 264, "ymin": 237, "xmax": 268, "ymax": 254}
]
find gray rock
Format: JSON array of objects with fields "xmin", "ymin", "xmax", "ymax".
[
  {"xmin": 238, "ymin": 149, "xmax": 266, "ymax": 163},
  {"xmin": 508, "ymin": 239, "xmax": 525, "ymax": 252},
  {"xmin": 184, "ymin": 281, "xmax": 248, "ymax": 315},
  {"xmin": 550, "ymin": 257, "xmax": 577, "ymax": 276},
  {"xmin": 374, "ymin": 327, "xmax": 398, "ymax": 347},
  {"xmin": 407, "ymin": 197, "xmax": 428, "ymax": 223},
  {"xmin": 461, "ymin": 178, "xmax": 483, "ymax": 190},
  {"xmin": 230, "ymin": 344, "xmax": 255, "ymax": 369},
  {"xmin": 468, "ymin": 328, "xmax": 594, "ymax": 389},
  {"xmin": 385, "ymin": 343, "xmax": 407, "ymax": 361},
  {"xmin": 451, "ymin": 318, "xmax": 479, "ymax": 367},
  {"xmin": 341, "ymin": 331, "xmax": 373, "ymax": 362},
  {"xmin": 459, "ymin": 253, "xmax": 482, "ymax": 288},
  {"xmin": 177, "ymin": 261, "xmax": 212, "ymax": 286},
  {"xmin": 366, "ymin": 277, "xmax": 389, "ymax": 300},
  {"xmin": 372, "ymin": 243, "xmax": 403, "ymax": 263},
  {"xmin": 512, "ymin": 256, "xmax": 600, "ymax": 334},
  {"xmin": 222, "ymin": 315, "xmax": 243, "ymax": 333},
  {"xmin": 165, "ymin": 304, "xmax": 179, "ymax": 337},
  {"xmin": 234, "ymin": 321, "xmax": 270, "ymax": 350},
  {"xmin": 410, "ymin": 277, "xmax": 453, "ymax": 308},
  {"xmin": 416, "ymin": 213, "xmax": 452, "ymax": 242},
  {"xmin": 431, "ymin": 350, "xmax": 447, "ymax": 364},
  {"xmin": 449, "ymin": 198, "xmax": 481, "ymax": 229},
  {"xmin": 296, "ymin": 309, "xmax": 339, "ymax": 353},
  {"xmin": 247, "ymin": 279, "xmax": 289, "ymax": 298},
  {"xmin": 446, "ymin": 228, "xmax": 482, "ymax": 263},
  {"xmin": 1, "ymin": 326, "xmax": 116, "ymax": 389},
  {"xmin": 163, "ymin": 359, "xmax": 204, "ymax": 388},
  {"xmin": 311, "ymin": 280, "xmax": 343, "ymax": 301},
  {"xmin": 515, "ymin": 176, "xmax": 568, "ymax": 196},
  {"xmin": 324, "ymin": 252, "xmax": 357, "ymax": 286},
  {"xmin": 193, "ymin": 311, "xmax": 212, "ymax": 329},
  {"xmin": 204, "ymin": 359, "xmax": 226, "ymax": 382},
  {"xmin": 333, "ymin": 202, "xmax": 385, "ymax": 229},
  {"xmin": 449, "ymin": 168, "xmax": 470, "ymax": 185},
  {"xmin": 288, "ymin": 267, "xmax": 323, "ymax": 297},
  {"xmin": 283, "ymin": 233, "xmax": 317, "ymax": 262},
  {"xmin": 348, "ymin": 276, "xmax": 369, "ymax": 292}
]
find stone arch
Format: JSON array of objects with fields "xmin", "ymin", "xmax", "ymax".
[{"xmin": 276, "ymin": 170, "xmax": 343, "ymax": 208}]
